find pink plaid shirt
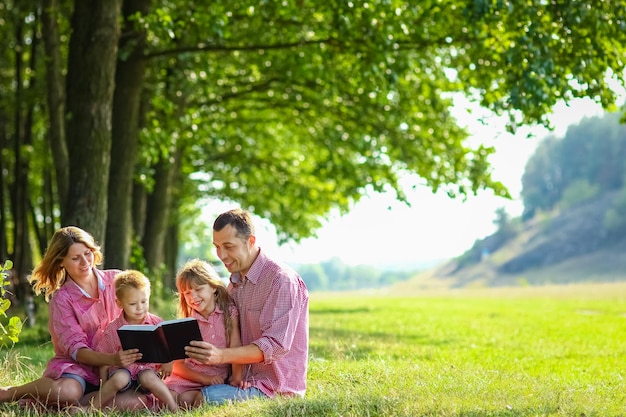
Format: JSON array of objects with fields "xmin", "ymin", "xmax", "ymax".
[
  {"xmin": 43, "ymin": 269, "xmax": 122, "ymax": 386},
  {"xmin": 94, "ymin": 311, "xmax": 164, "ymax": 379},
  {"xmin": 228, "ymin": 248, "xmax": 309, "ymax": 397},
  {"xmin": 165, "ymin": 305, "xmax": 238, "ymax": 394}
]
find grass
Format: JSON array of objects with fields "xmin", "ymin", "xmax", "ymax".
[{"xmin": 2, "ymin": 282, "xmax": 626, "ymax": 416}]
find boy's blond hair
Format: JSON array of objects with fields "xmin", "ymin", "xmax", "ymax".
[{"xmin": 114, "ymin": 270, "xmax": 151, "ymax": 300}]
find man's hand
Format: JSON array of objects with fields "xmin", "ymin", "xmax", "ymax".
[{"xmin": 184, "ymin": 340, "xmax": 223, "ymax": 365}]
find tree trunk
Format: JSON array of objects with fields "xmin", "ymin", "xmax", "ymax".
[
  {"xmin": 62, "ymin": 0, "xmax": 123, "ymax": 244},
  {"xmin": 142, "ymin": 147, "xmax": 181, "ymax": 274},
  {"xmin": 105, "ymin": 0, "xmax": 151, "ymax": 269},
  {"xmin": 0, "ymin": 99, "xmax": 8, "ymax": 262},
  {"xmin": 10, "ymin": 14, "xmax": 36, "ymax": 305},
  {"xmin": 41, "ymin": 0, "xmax": 69, "ymax": 208},
  {"xmin": 132, "ymin": 181, "xmax": 147, "ymax": 241},
  {"xmin": 164, "ymin": 220, "xmax": 179, "ymax": 290}
]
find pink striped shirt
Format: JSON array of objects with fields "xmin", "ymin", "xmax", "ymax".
[
  {"xmin": 94, "ymin": 311, "xmax": 163, "ymax": 379},
  {"xmin": 43, "ymin": 269, "xmax": 122, "ymax": 386},
  {"xmin": 165, "ymin": 305, "xmax": 238, "ymax": 394},
  {"xmin": 228, "ymin": 248, "xmax": 309, "ymax": 397}
]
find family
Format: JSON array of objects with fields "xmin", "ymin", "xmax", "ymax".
[{"xmin": 0, "ymin": 208, "xmax": 310, "ymax": 413}]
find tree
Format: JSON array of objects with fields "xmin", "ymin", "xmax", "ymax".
[
  {"xmin": 61, "ymin": 0, "xmax": 123, "ymax": 242},
  {"xmin": 2, "ymin": 0, "xmax": 626, "ymax": 286},
  {"xmin": 522, "ymin": 112, "xmax": 626, "ymax": 216}
]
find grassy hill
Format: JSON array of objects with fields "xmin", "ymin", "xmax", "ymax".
[{"xmin": 398, "ymin": 190, "xmax": 626, "ymax": 290}]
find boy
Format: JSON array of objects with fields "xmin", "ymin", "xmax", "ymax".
[{"xmin": 92, "ymin": 270, "xmax": 178, "ymax": 411}]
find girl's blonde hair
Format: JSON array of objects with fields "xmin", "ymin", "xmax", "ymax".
[
  {"xmin": 176, "ymin": 259, "xmax": 234, "ymax": 345},
  {"xmin": 30, "ymin": 226, "xmax": 103, "ymax": 301}
]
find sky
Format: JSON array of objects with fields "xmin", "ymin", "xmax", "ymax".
[{"xmin": 203, "ymin": 94, "xmax": 620, "ymax": 270}]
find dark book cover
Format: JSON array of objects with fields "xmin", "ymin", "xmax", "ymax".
[{"xmin": 117, "ymin": 317, "xmax": 202, "ymax": 363}]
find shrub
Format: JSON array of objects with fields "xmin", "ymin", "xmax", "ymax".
[{"xmin": 0, "ymin": 260, "xmax": 23, "ymax": 347}]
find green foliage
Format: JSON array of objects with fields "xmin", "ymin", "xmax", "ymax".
[
  {"xmin": 559, "ymin": 179, "xmax": 602, "ymax": 209},
  {"xmin": 603, "ymin": 185, "xmax": 626, "ymax": 236},
  {"xmin": 492, "ymin": 206, "xmax": 519, "ymax": 240},
  {"xmin": 133, "ymin": 0, "xmax": 626, "ymax": 241},
  {"xmin": 297, "ymin": 264, "xmax": 328, "ymax": 292},
  {"xmin": 298, "ymin": 257, "xmax": 416, "ymax": 292},
  {"xmin": 176, "ymin": 216, "xmax": 220, "ymax": 266},
  {"xmin": 0, "ymin": 260, "xmax": 23, "ymax": 347},
  {"xmin": 129, "ymin": 234, "xmax": 149, "ymax": 275}
]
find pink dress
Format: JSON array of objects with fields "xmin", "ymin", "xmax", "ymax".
[
  {"xmin": 94, "ymin": 311, "xmax": 164, "ymax": 379},
  {"xmin": 165, "ymin": 305, "xmax": 238, "ymax": 394},
  {"xmin": 42, "ymin": 269, "xmax": 122, "ymax": 386}
]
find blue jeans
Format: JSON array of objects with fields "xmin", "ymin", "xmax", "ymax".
[
  {"xmin": 60, "ymin": 373, "xmax": 99, "ymax": 395},
  {"xmin": 201, "ymin": 384, "xmax": 267, "ymax": 405}
]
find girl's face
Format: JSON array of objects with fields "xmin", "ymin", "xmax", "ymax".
[
  {"xmin": 182, "ymin": 283, "xmax": 216, "ymax": 318},
  {"xmin": 61, "ymin": 243, "xmax": 95, "ymax": 281}
]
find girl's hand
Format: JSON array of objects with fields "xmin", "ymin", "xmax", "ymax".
[
  {"xmin": 113, "ymin": 348, "xmax": 142, "ymax": 367},
  {"xmin": 160, "ymin": 361, "xmax": 174, "ymax": 379},
  {"xmin": 229, "ymin": 378, "xmax": 251, "ymax": 389},
  {"xmin": 203, "ymin": 375, "xmax": 225, "ymax": 386}
]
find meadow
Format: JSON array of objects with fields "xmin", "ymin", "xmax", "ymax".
[{"xmin": 1, "ymin": 282, "xmax": 625, "ymax": 416}]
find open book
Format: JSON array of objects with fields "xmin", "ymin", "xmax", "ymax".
[{"xmin": 117, "ymin": 317, "xmax": 202, "ymax": 363}]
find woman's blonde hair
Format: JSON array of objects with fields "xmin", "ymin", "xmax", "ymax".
[
  {"xmin": 29, "ymin": 226, "xmax": 103, "ymax": 301},
  {"xmin": 176, "ymin": 259, "xmax": 234, "ymax": 345}
]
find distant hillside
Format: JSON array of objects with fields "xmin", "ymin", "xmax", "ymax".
[{"xmin": 398, "ymin": 190, "xmax": 626, "ymax": 289}]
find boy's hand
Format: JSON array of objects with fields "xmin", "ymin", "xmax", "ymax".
[{"xmin": 113, "ymin": 348, "xmax": 142, "ymax": 367}]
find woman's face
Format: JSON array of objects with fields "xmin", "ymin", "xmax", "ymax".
[{"xmin": 61, "ymin": 242, "xmax": 94, "ymax": 281}]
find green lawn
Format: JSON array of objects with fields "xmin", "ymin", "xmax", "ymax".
[{"xmin": 2, "ymin": 282, "xmax": 626, "ymax": 416}]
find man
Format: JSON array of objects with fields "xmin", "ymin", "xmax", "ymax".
[{"xmin": 185, "ymin": 208, "xmax": 309, "ymax": 404}]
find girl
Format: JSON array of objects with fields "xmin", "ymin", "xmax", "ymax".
[{"xmin": 165, "ymin": 259, "xmax": 245, "ymax": 408}]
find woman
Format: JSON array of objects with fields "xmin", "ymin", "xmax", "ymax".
[{"xmin": 0, "ymin": 226, "xmax": 149, "ymax": 411}]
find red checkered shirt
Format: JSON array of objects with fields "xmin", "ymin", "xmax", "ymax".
[{"xmin": 228, "ymin": 248, "xmax": 309, "ymax": 397}]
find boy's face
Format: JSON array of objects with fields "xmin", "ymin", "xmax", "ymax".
[{"xmin": 117, "ymin": 287, "xmax": 150, "ymax": 324}]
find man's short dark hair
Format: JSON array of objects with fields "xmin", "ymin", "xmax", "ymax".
[{"xmin": 213, "ymin": 208, "xmax": 255, "ymax": 239}]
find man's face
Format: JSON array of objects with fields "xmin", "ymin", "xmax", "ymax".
[{"xmin": 213, "ymin": 224, "xmax": 254, "ymax": 276}]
